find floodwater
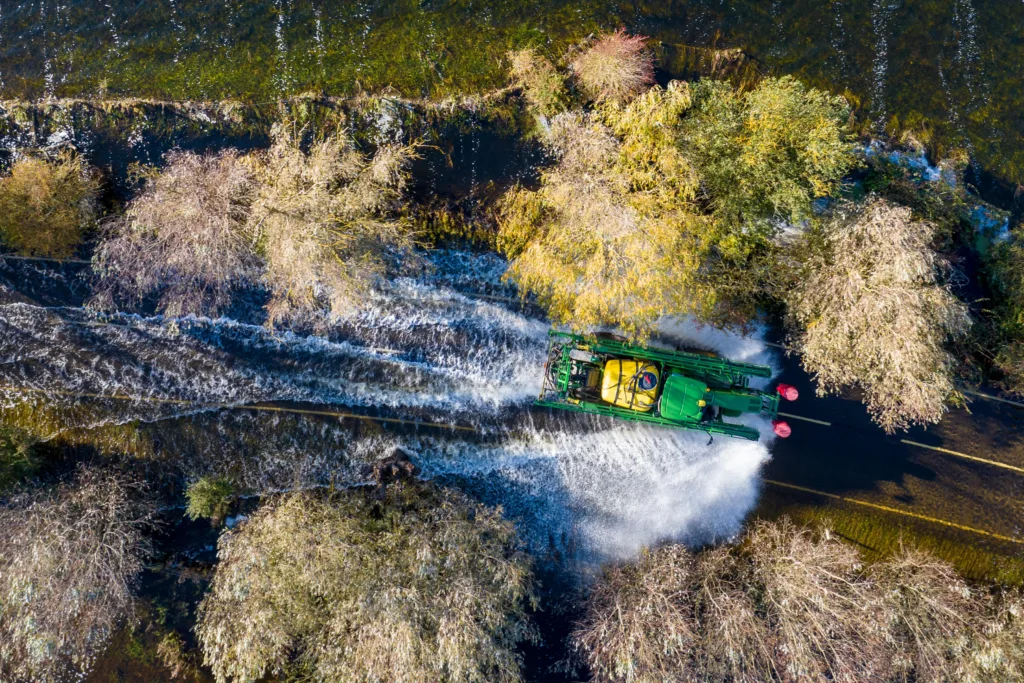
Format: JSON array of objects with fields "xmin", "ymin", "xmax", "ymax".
[
  {"xmin": 2, "ymin": 3, "xmax": 1023, "ymax": 678},
  {"xmin": 0, "ymin": 251, "xmax": 777, "ymax": 563},
  {"xmin": 0, "ymin": 0, "xmax": 1022, "ymax": 190}
]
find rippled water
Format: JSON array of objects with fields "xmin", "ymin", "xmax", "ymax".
[
  {"xmin": 0, "ymin": 251, "xmax": 776, "ymax": 561},
  {"xmin": 2, "ymin": 0, "xmax": 1021, "ymax": 188}
]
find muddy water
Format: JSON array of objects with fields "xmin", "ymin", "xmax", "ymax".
[{"xmin": 2, "ymin": 0, "xmax": 1022, "ymax": 189}]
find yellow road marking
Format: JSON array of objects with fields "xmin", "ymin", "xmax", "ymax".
[
  {"xmin": 764, "ymin": 479, "xmax": 1024, "ymax": 545},
  {"xmin": 777, "ymin": 411, "xmax": 832, "ymax": 426},
  {"xmin": 900, "ymin": 439, "xmax": 1024, "ymax": 475},
  {"xmin": 964, "ymin": 389, "xmax": 1024, "ymax": 410},
  {"xmin": 0, "ymin": 253, "xmax": 91, "ymax": 264},
  {"xmin": 0, "ymin": 385, "xmax": 479, "ymax": 433},
  {"xmin": 773, "ymin": 407, "xmax": 1024, "ymax": 476}
]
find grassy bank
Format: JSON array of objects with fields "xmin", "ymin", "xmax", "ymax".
[{"xmin": 755, "ymin": 485, "xmax": 1024, "ymax": 586}]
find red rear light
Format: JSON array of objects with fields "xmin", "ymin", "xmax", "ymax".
[{"xmin": 776, "ymin": 383, "xmax": 799, "ymax": 401}]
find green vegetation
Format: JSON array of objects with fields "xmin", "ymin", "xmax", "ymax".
[
  {"xmin": 0, "ymin": 467, "xmax": 153, "ymax": 683},
  {"xmin": 507, "ymin": 49, "xmax": 568, "ymax": 116},
  {"xmin": 0, "ymin": 427, "xmax": 38, "ymax": 494},
  {"xmin": 985, "ymin": 227, "xmax": 1024, "ymax": 394},
  {"xmin": 785, "ymin": 198, "xmax": 971, "ymax": 432},
  {"xmin": 755, "ymin": 488, "xmax": 1024, "ymax": 586},
  {"xmin": 498, "ymin": 74, "xmax": 855, "ymax": 338},
  {"xmin": 196, "ymin": 482, "xmax": 537, "ymax": 683},
  {"xmin": 0, "ymin": 151, "xmax": 100, "ymax": 258},
  {"xmin": 185, "ymin": 476, "xmax": 236, "ymax": 524},
  {"xmin": 2, "ymin": 0, "xmax": 1022, "ymax": 187},
  {"xmin": 680, "ymin": 77, "xmax": 854, "ymax": 228},
  {"xmin": 572, "ymin": 518, "xmax": 1024, "ymax": 683}
]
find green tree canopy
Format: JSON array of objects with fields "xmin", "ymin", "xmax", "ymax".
[
  {"xmin": 680, "ymin": 76, "xmax": 855, "ymax": 232},
  {"xmin": 498, "ymin": 76, "xmax": 855, "ymax": 338}
]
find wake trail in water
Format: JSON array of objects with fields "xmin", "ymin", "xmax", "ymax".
[
  {"xmin": 0, "ymin": 292, "xmax": 547, "ymax": 430},
  {"xmin": 0, "ymin": 250, "xmax": 779, "ymax": 562},
  {"xmin": 0, "ymin": 251, "xmax": 547, "ymax": 431}
]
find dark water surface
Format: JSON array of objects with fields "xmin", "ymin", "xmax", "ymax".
[{"xmin": 2, "ymin": 0, "xmax": 1023, "ymax": 187}]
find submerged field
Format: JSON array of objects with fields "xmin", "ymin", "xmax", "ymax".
[{"xmin": 2, "ymin": 0, "xmax": 1022, "ymax": 192}]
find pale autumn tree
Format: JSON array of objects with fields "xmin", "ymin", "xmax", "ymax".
[
  {"xmin": 787, "ymin": 198, "xmax": 970, "ymax": 432},
  {"xmin": 196, "ymin": 482, "xmax": 536, "ymax": 683},
  {"xmin": 92, "ymin": 149, "xmax": 258, "ymax": 315},
  {"xmin": 0, "ymin": 467, "xmax": 153, "ymax": 683},
  {"xmin": 572, "ymin": 519, "xmax": 1024, "ymax": 683}
]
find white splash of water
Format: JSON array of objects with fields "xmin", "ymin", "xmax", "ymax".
[
  {"xmin": 415, "ymin": 320, "xmax": 779, "ymax": 561},
  {"xmin": 36, "ymin": 0, "xmax": 55, "ymax": 99},
  {"xmin": 952, "ymin": 0, "xmax": 985, "ymax": 111},
  {"xmin": 0, "ymin": 271, "xmax": 549, "ymax": 429},
  {"xmin": 314, "ymin": 6, "xmax": 325, "ymax": 76},
  {"xmin": 103, "ymin": 1, "xmax": 122, "ymax": 51},
  {"xmin": 829, "ymin": 0, "xmax": 855, "ymax": 82},
  {"xmin": 418, "ymin": 417, "xmax": 774, "ymax": 561},
  {"xmin": 273, "ymin": 0, "xmax": 292, "ymax": 94}
]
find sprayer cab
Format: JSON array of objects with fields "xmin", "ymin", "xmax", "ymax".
[{"xmin": 535, "ymin": 330, "xmax": 791, "ymax": 441}]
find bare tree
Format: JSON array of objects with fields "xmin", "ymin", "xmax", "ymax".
[
  {"xmin": 869, "ymin": 545, "xmax": 981, "ymax": 681},
  {"xmin": 196, "ymin": 482, "xmax": 536, "ymax": 683},
  {"xmin": 92, "ymin": 150, "xmax": 258, "ymax": 316},
  {"xmin": 746, "ymin": 520, "xmax": 887, "ymax": 682},
  {"xmin": 786, "ymin": 198, "xmax": 970, "ymax": 432},
  {"xmin": 0, "ymin": 466, "xmax": 153, "ymax": 683},
  {"xmin": 690, "ymin": 546, "xmax": 774, "ymax": 681},
  {"xmin": 571, "ymin": 545, "xmax": 697, "ymax": 682}
]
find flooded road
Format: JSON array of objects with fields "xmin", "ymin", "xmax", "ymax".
[
  {"xmin": 0, "ymin": 252, "xmax": 778, "ymax": 563},
  {"xmin": 3, "ymin": 251, "xmax": 1021, "ymax": 566}
]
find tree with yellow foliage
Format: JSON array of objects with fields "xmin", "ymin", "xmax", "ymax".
[
  {"xmin": 498, "ymin": 77, "xmax": 855, "ymax": 339},
  {"xmin": 0, "ymin": 151, "xmax": 100, "ymax": 259}
]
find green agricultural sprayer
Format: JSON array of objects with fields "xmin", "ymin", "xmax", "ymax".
[{"xmin": 535, "ymin": 331, "xmax": 796, "ymax": 441}]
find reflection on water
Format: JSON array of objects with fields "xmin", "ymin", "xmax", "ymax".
[{"xmin": 1, "ymin": 0, "xmax": 1022, "ymax": 186}]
